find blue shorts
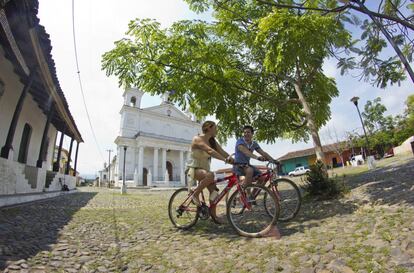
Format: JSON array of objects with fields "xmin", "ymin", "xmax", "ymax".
[{"xmin": 233, "ymin": 165, "xmax": 261, "ymax": 178}]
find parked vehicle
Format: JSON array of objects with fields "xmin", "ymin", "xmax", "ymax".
[
  {"xmin": 350, "ymin": 155, "xmax": 364, "ymax": 166},
  {"xmin": 288, "ymin": 166, "xmax": 310, "ymax": 177},
  {"xmin": 383, "ymin": 148, "xmax": 394, "ymax": 158}
]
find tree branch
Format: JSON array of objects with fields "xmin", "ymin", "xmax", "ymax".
[
  {"xmin": 349, "ymin": 3, "xmax": 414, "ymax": 31},
  {"xmin": 136, "ymin": 55, "xmax": 298, "ymax": 107},
  {"xmin": 254, "ymin": 0, "xmax": 414, "ymax": 31},
  {"xmin": 255, "ymin": 0, "xmax": 350, "ymax": 14}
]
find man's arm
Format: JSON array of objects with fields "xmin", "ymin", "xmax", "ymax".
[
  {"xmin": 238, "ymin": 144, "xmax": 260, "ymax": 160},
  {"xmin": 256, "ymin": 148, "xmax": 275, "ymax": 161}
]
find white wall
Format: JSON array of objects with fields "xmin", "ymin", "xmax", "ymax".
[
  {"xmin": 394, "ymin": 136, "xmax": 414, "ymax": 155},
  {"xmin": 0, "ymin": 45, "xmax": 57, "ymax": 169},
  {"xmin": 139, "ymin": 112, "xmax": 200, "ymax": 140},
  {"xmin": 0, "ymin": 45, "xmax": 24, "ymax": 151},
  {"xmin": 119, "ymin": 104, "xmax": 201, "ymax": 140}
]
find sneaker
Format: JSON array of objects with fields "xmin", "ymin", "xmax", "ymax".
[{"xmin": 198, "ymin": 203, "xmax": 210, "ymax": 220}]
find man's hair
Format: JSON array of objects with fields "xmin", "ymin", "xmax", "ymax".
[{"xmin": 243, "ymin": 125, "xmax": 254, "ymax": 134}]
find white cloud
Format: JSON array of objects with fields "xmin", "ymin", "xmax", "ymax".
[{"xmin": 322, "ymin": 58, "xmax": 338, "ymax": 78}]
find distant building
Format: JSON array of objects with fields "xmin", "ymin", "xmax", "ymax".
[
  {"xmin": 277, "ymin": 142, "xmax": 359, "ymax": 174},
  {"xmin": 111, "ymin": 88, "xmax": 201, "ymax": 187},
  {"xmin": 0, "ymin": 0, "xmax": 83, "ymax": 206},
  {"xmin": 53, "ymin": 146, "xmax": 78, "ymax": 176},
  {"xmin": 393, "ymin": 136, "xmax": 414, "ymax": 155}
]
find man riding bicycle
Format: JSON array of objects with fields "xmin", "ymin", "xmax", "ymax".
[{"xmin": 233, "ymin": 125, "xmax": 277, "ymax": 186}]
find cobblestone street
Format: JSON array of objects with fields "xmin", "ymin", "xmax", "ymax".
[{"xmin": 1, "ymin": 156, "xmax": 414, "ymax": 273}]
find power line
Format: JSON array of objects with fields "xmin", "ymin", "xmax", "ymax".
[{"xmin": 71, "ymin": 0, "xmax": 105, "ymax": 162}]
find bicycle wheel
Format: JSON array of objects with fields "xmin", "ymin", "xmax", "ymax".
[
  {"xmin": 226, "ymin": 184, "xmax": 279, "ymax": 237},
  {"xmin": 168, "ymin": 188, "xmax": 199, "ymax": 229},
  {"xmin": 266, "ymin": 178, "xmax": 302, "ymax": 221}
]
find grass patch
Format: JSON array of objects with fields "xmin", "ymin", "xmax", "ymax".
[{"xmin": 394, "ymin": 266, "xmax": 409, "ymax": 273}]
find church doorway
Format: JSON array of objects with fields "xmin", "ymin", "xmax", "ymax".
[
  {"xmin": 143, "ymin": 168, "xmax": 148, "ymax": 186},
  {"xmin": 166, "ymin": 161, "xmax": 173, "ymax": 181}
]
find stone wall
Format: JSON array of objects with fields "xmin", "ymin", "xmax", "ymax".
[
  {"xmin": 45, "ymin": 173, "xmax": 77, "ymax": 192},
  {"xmin": 394, "ymin": 136, "xmax": 414, "ymax": 155},
  {"xmin": 0, "ymin": 157, "xmax": 46, "ymax": 195}
]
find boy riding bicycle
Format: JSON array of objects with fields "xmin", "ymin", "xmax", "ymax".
[{"xmin": 233, "ymin": 125, "xmax": 277, "ymax": 186}]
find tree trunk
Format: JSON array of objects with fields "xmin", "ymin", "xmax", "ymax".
[{"xmin": 293, "ymin": 64, "xmax": 327, "ymax": 167}]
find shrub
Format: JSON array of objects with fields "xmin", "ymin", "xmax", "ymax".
[{"xmin": 304, "ymin": 160, "xmax": 347, "ymax": 199}]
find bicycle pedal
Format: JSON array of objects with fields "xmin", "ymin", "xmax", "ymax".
[{"xmin": 198, "ymin": 204, "xmax": 210, "ymax": 220}]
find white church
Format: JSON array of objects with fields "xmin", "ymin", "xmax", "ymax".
[{"xmin": 108, "ymin": 87, "xmax": 202, "ymax": 187}]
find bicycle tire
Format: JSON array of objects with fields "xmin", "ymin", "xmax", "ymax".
[
  {"xmin": 265, "ymin": 178, "xmax": 301, "ymax": 221},
  {"xmin": 226, "ymin": 184, "xmax": 279, "ymax": 237},
  {"xmin": 168, "ymin": 187, "xmax": 199, "ymax": 229}
]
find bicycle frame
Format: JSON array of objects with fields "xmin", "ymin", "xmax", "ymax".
[
  {"xmin": 179, "ymin": 172, "xmax": 252, "ymax": 214},
  {"xmin": 248, "ymin": 166, "xmax": 283, "ymax": 202}
]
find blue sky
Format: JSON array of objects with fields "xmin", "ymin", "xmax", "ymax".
[{"xmin": 37, "ymin": 0, "xmax": 413, "ymax": 176}]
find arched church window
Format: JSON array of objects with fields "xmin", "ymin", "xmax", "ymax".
[
  {"xmin": 18, "ymin": 123, "xmax": 32, "ymax": 164},
  {"xmin": 130, "ymin": 96, "xmax": 136, "ymax": 107}
]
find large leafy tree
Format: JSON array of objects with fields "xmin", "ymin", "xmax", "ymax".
[
  {"xmin": 231, "ymin": 0, "xmax": 414, "ymax": 87},
  {"xmin": 102, "ymin": 3, "xmax": 349, "ymax": 163}
]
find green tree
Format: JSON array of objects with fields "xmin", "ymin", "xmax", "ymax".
[
  {"xmin": 361, "ymin": 97, "xmax": 395, "ymax": 155},
  {"xmin": 222, "ymin": 0, "xmax": 414, "ymax": 87},
  {"xmin": 362, "ymin": 97, "xmax": 388, "ymax": 134},
  {"xmin": 393, "ymin": 94, "xmax": 414, "ymax": 144},
  {"xmin": 102, "ymin": 7, "xmax": 350, "ymax": 165},
  {"xmin": 352, "ymin": 95, "xmax": 414, "ymax": 156}
]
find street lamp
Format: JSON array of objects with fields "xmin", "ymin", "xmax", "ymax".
[
  {"xmin": 121, "ymin": 146, "xmax": 127, "ymax": 194},
  {"xmin": 350, "ymin": 96, "xmax": 375, "ymax": 169}
]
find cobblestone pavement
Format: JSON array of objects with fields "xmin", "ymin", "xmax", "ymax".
[{"xmin": 1, "ymin": 156, "xmax": 414, "ymax": 273}]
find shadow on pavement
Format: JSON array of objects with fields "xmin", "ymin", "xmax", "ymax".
[
  {"xmin": 280, "ymin": 157, "xmax": 414, "ymax": 237},
  {"xmin": 0, "ymin": 192, "xmax": 97, "ymax": 270},
  {"xmin": 279, "ymin": 198, "xmax": 359, "ymax": 237},
  {"xmin": 344, "ymin": 158, "xmax": 414, "ymax": 207}
]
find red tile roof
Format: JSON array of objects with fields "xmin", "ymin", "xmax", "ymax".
[{"xmin": 277, "ymin": 142, "xmax": 348, "ymax": 161}]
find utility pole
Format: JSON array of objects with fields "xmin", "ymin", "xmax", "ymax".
[
  {"xmin": 106, "ymin": 149, "xmax": 113, "ymax": 188},
  {"xmin": 350, "ymin": 97, "xmax": 376, "ymax": 170},
  {"xmin": 121, "ymin": 146, "xmax": 127, "ymax": 194},
  {"xmin": 350, "ymin": 97, "xmax": 370, "ymax": 157}
]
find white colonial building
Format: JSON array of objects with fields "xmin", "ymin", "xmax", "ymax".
[
  {"xmin": 0, "ymin": 0, "xmax": 83, "ymax": 207},
  {"xmin": 112, "ymin": 88, "xmax": 201, "ymax": 187}
]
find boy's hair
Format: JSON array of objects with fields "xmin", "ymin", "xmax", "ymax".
[{"xmin": 243, "ymin": 125, "xmax": 254, "ymax": 134}]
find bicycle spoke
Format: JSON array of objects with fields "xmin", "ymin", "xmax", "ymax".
[
  {"xmin": 227, "ymin": 184, "xmax": 279, "ymax": 237},
  {"xmin": 267, "ymin": 179, "xmax": 302, "ymax": 222},
  {"xmin": 168, "ymin": 188, "xmax": 199, "ymax": 229}
]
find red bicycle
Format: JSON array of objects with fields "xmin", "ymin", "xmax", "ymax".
[
  {"xmin": 225, "ymin": 161, "xmax": 302, "ymax": 222},
  {"xmin": 250, "ymin": 161, "xmax": 302, "ymax": 221},
  {"xmin": 168, "ymin": 164, "xmax": 280, "ymax": 238}
]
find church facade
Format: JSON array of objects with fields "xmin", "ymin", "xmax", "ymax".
[{"xmin": 113, "ymin": 88, "xmax": 201, "ymax": 187}]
